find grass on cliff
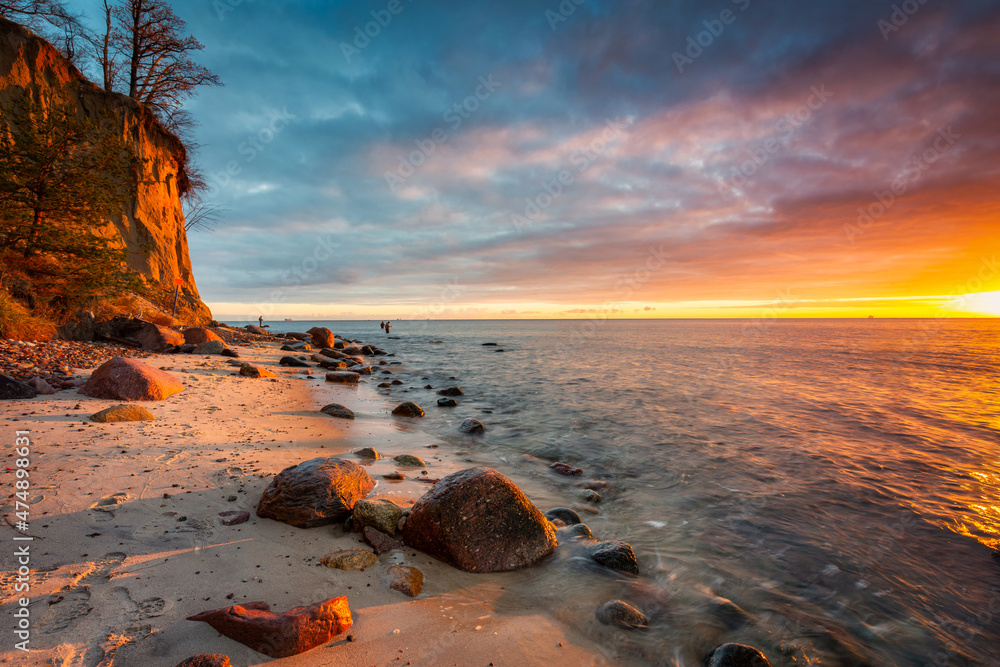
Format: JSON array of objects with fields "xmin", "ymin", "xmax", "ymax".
[{"xmin": 0, "ymin": 291, "xmax": 57, "ymax": 341}]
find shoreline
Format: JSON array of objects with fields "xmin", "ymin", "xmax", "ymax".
[{"xmin": 0, "ymin": 334, "xmax": 616, "ymax": 666}]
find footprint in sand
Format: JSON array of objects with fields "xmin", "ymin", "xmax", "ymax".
[
  {"xmin": 37, "ymin": 553, "xmax": 126, "ymax": 635},
  {"xmin": 90, "ymin": 493, "xmax": 128, "ymax": 522},
  {"xmin": 154, "ymin": 449, "xmax": 182, "ymax": 464},
  {"xmin": 133, "ymin": 512, "xmax": 215, "ymax": 548}
]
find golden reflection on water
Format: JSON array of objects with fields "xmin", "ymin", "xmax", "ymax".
[{"xmin": 947, "ymin": 469, "xmax": 1000, "ymax": 551}]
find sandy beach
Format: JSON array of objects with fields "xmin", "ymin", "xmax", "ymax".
[{"xmin": 0, "ymin": 338, "xmax": 616, "ymax": 667}]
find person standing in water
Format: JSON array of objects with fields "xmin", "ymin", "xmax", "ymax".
[
  {"xmin": 258, "ymin": 315, "xmax": 264, "ymax": 327},
  {"xmin": 385, "ymin": 321, "xmax": 391, "ymax": 333}
]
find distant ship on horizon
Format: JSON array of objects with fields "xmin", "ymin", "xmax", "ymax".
[{"xmin": 284, "ymin": 318, "xmax": 293, "ymax": 321}]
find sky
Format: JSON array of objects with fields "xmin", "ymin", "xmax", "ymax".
[{"xmin": 78, "ymin": 0, "xmax": 1000, "ymax": 320}]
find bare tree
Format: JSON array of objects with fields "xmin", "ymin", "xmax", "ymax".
[
  {"xmin": 1, "ymin": 0, "xmax": 87, "ymax": 64},
  {"xmin": 99, "ymin": 0, "xmax": 221, "ymax": 121}
]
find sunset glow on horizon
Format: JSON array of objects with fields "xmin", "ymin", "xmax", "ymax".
[{"xmin": 96, "ymin": 0, "xmax": 999, "ymax": 320}]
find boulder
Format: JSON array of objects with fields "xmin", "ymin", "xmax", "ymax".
[
  {"xmin": 79, "ymin": 357, "xmax": 184, "ymax": 401},
  {"xmin": 437, "ymin": 387, "xmax": 464, "ymax": 396},
  {"xmin": 325, "ymin": 371, "xmax": 360, "ymax": 384},
  {"xmin": 285, "ymin": 332, "xmax": 311, "ymax": 341},
  {"xmin": 392, "ymin": 401, "xmax": 424, "ymax": 417},
  {"xmin": 459, "ymin": 418, "xmax": 486, "ymax": 434},
  {"xmin": 437, "ymin": 397, "xmax": 458, "ymax": 407},
  {"xmin": 349, "ymin": 365, "xmax": 374, "ymax": 375},
  {"xmin": 392, "ymin": 454, "xmax": 425, "ymax": 467},
  {"xmin": 703, "ymin": 644, "xmax": 772, "ymax": 667},
  {"xmin": 596, "ymin": 600, "xmax": 647, "ymax": 629},
  {"xmin": 402, "ymin": 467, "xmax": 557, "ymax": 573},
  {"xmin": 239, "ymin": 363, "xmax": 276, "ymax": 379},
  {"xmin": 320, "ymin": 549, "xmax": 377, "ymax": 570},
  {"xmin": 308, "ymin": 327, "xmax": 336, "ymax": 348},
  {"xmin": 244, "ymin": 325, "xmax": 267, "ymax": 335},
  {"xmin": 0, "ymin": 375, "xmax": 37, "ymax": 399},
  {"xmin": 90, "ymin": 405, "xmax": 156, "ymax": 423},
  {"xmin": 58, "ymin": 309, "xmax": 96, "ymax": 341},
  {"xmin": 385, "ymin": 565, "xmax": 422, "ymax": 597},
  {"xmin": 588, "ymin": 540, "xmax": 639, "ymax": 575},
  {"xmin": 581, "ymin": 489, "xmax": 602, "ymax": 503},
  {"xmin": 194, "ymin": 340, "xmax": 225, "ymax": 355},
  {"xmin": 26, "ymin": 377, "xmax": 56, "ymax": 395},
  {"xmin": 321, "ymin": 403, "xmax": 356, "ymax": 420},
  {"xmin": 183, "ymin": 327, "xmax": 223, "ymax": 345},
  {"xmin": 280, "ymin": 356, "xmax": 310, "ymax": 368},
  {"xmin": 354, "ymin": 447, "xmax": 381, "ymax": 460},
  {"xmin": 257, "ymin": 457, "xmax": 375, "ymax": 528},
  {"xmin": 353, "ymin": 498, "xmax": 402, "ymax": 536},
  {"xmin": 173, "ymin": 656, "xmax": 232, "ymax": 667},
  {"xmin": 186, "ymin": 598, "xmax": 352, "ymax": 659},
  {"xmin": 363, "ymin": 526, "xmax": 403, "ymax": 555},
  {"xmin": 135, "ymin": 322, "xmax": 185, "ymax": 352},
  {"xmin": 220, "ymin": 348, "xmax": 239, "ymax": 358}
]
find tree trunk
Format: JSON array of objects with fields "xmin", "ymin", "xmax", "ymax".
[
  {"xmin": 101, "ymin": 1, "xmax": 112, "ymax": 91},
  {"xmin": 128, "ymin": 1, "xmax": 140, "ymax": 99}
]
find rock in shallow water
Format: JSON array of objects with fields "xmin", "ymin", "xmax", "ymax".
[
  {"xmin": 256, "ymin": 457, "xmax": 375, "ymax": 528},
  {"xmin": 437, "ymin": 397, "xmax": 458, "ymax": 407},
  {"xmin": 393, "ymin": 454, "xmax": 425, "ymax": 467},
  {"xmin": 550, "ymin": 462, "xmax": 583, "ymax": 476},
  {"xmin": 392, "ymin": 401, "xmax": 424, "ymax": 417},
  {"xmin": 354, "ymin": 447, "xmax": 380, "ymax": 460},
  {"xmin": 321, "ymin": 403, "xmax": 355, "ymax": 420},
  {"xmin": 459, "ymin": 418, "xmax": 486, "ymax": 434},
  {"xmin": 596, "ymin": 599, "xmax": 647, "ymax": 629},
  {"xmin": 280, "ymin": 356, "xmax": 310, "ymax": 367},
  {"xmin": 385, "ymin": 565, "xmax": 423, "ymax": 597},
  {"xmin": 702, "ymin": 643, "xmax": 772, "ymax": 667},
  {"xmin": 186, "ymin": 598, "xmax": 352, "ymax": 659},
  {"xmin": 545, "ymin": 507, "xmax": 581, "ymax": 526},
  {"xmin": 437, "ymin": 386, "xmax": 464, "ymax": 396},
  {"xmin": 588, "ymin": 540, "xmax": 639, "ymax": 575},
  {"xmin": 403, "ymin": 467, "xmax": 557, "ymax": 573},
  {"xmin": 325, "ymin": 371, "xmax": 360, "ymax": 384}
]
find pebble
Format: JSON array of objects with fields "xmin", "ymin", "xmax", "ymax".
[{"xmin": 0, "ymin": 339, "xmax": 152, "ymax": 384}]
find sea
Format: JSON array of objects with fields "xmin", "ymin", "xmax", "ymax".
[{"xmin": 236, "ymin": 318, "xmax": 1000, "ymax": 666}]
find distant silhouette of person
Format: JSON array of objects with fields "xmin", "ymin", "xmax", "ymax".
[
  {"xmin": 380, "ymin": 321, "xmax": 385, "ymax": 330},
  {"xmin": 258, "ymin": 315, "xmax": 263, "ymax": 327},
  {"xmin": 385, "ymin": 322, "xmax": 392, "ymax": 333}
]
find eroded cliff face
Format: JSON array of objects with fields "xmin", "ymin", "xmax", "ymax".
[{"xmin": 0, "ymin": 17, "xmax": 212, "ymax": 324}]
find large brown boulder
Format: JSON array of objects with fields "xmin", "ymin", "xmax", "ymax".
[
  {"xmin": 79, "ymin": 357, "xmax": 184, "ymax": 401},
  {"xmin": 135, "ymin": 322, "xmax": 185, "ymax": 352},
  {"xmin": 1, "ymin": 375, "xmax": 37, "ymax": 399},
  {"xmin": 183, "ymin": 327, "xmax": 223, "ymax": 345},
  {"xmin": 402, "ymin": 467, "xmax": 557, "ymax": 573},
  {"xmin": 257, "ymin": 457, "xmax": 375, "ymax": 528},
  {"xmin": 307, "ymin": 327, "xmax": 336, "ymax": 348},
  {"xmin": 186, "ymin": 598, "xmax": 352, "ymax": 659}
]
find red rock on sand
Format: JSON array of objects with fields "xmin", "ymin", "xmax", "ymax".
[
  {"xmin": 186, "ymin": 597, "xmax": 352, "ymax": 659},
  {"xmin": 239, "ymin": 363, "xmax": 276, "ymax": 379},
  {"xmin": 307, "ymin": 327, "xmax": 336, "ymax": 348},
  {"xmin": 183, "ymin": 327, "xmax": 223, "ymax": 345},
  {"xmin": 135, "ymin": 322, "xmax": 185, "ymax": 352},
  {"xmin": 174, "ymin": 655, "xmax": 232, "ymax": 667},
  {"xmin": 79, "ymin": 357, "xmax": 184, "ymax": 401}
]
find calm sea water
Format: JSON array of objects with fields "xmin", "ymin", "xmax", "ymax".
[{"xmin": 246, "ymin": 318, "xmax": 1000, "ymax": 666}]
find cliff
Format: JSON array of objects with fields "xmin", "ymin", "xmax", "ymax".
[{"xmin": 0, "ymin": 16, "xmax": 212, "ymax": 324}]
